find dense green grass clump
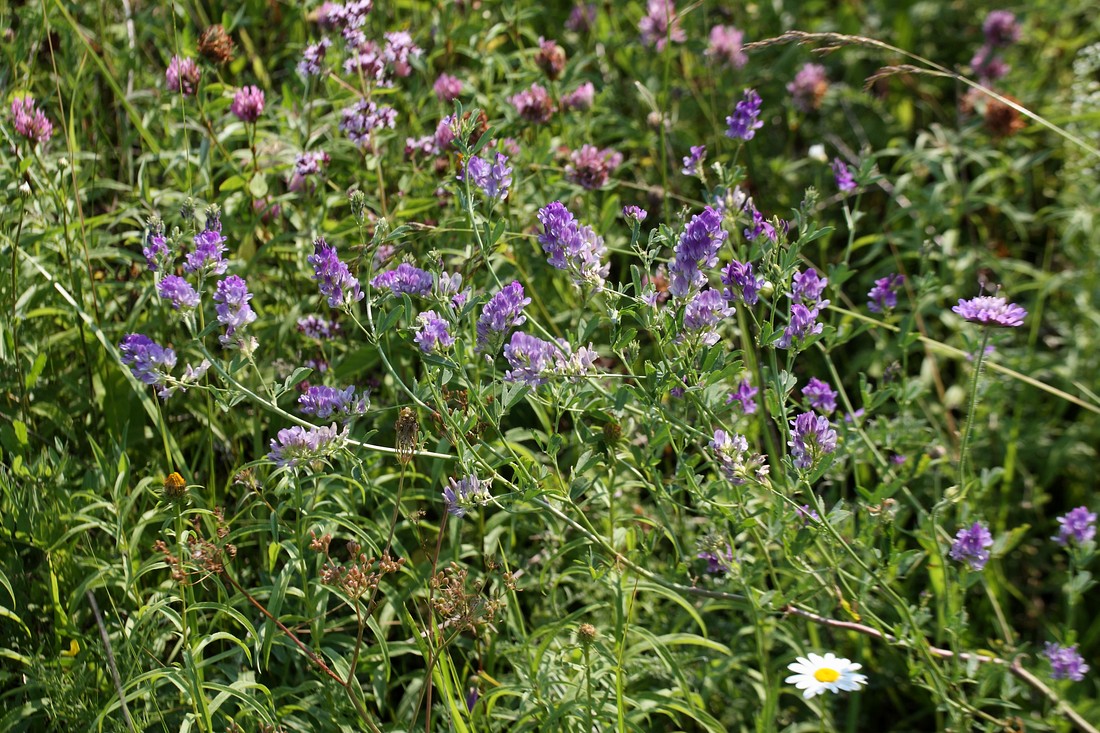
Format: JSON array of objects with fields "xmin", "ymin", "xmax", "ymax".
[{"xmin": 2, "ymin": 1, "xmax": 1099, "ymax": 730}]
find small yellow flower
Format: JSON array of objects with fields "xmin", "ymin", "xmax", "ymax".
[{"xmin": 163, "ymin": 471, "xmax": 187, "ymax": 500}]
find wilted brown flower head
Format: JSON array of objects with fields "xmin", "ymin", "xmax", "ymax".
[
  {"xmin": 198, "ymin": 24, "xmax": 234, "ymax": 65},
  {"xmin": 985, "ymin": 95, "xmax": 1026, "ymax": 138},
  {"xmin": 536, "ymin": 37, "xmax": 567, "ymax": 80},
  {"xmin": 395, "ymin": 407, "xmax": 419, "ymax": 465}
]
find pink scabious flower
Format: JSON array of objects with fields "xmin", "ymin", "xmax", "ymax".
[
  {"xmin": 562, "ymin": 82, "xmax": 595, "ymax": 111},
  {"xmin": 166, "ymin": 55, "xmax": 202, "ymax": 96},
  {"xmin": 638, "ymin": 0, "xmax": 685, "ymax": 50},
  {"xmin": 433, "ymin": 73, "xmax": 463, "ymax": 103},
  {"xmin": 565, "ymin": 144, "xmax": 622, "ymax": 190},
  {"xmin": 952, "ymin": 294, "xmax": 1026, "ymax": 327},
  {"xmin": 706, "ymin": 25, "xmax": 747, "ymax": 69},
  {"xmin": 787, "ymin": 63, "xmax": 828, "ymax": 112},
  {"xmin": 10, "ymin": 96, "xmax": 53, "ymax": 144},
  {"xmin": 510, "ymin": 83, "xmax": 555, "ymax": 123},
  {"xmin": 231, "ymin": 85, "xmax": 265, "ymax": 122}
]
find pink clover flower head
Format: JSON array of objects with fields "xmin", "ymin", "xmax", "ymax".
[
  {"xmin": 562, "ymin": 82, "xmax": 595, "ymax": 111},
  {"xmin": 787, "ymin": 63, "xmax": 828, "ymax": 112},
  {"xmin": 231, "ymin": 86, "xmax": 265, "ymax": 122},
  {"xmin": 11, "ymin": 96, "xmax": 53, "ymax": 144},
  {"xmin": 433, "ymin": 73, "xmax": 463, "ymax": 103},
  {"xmin": 565, "ymin": 144, "xmax": 622, "ymax": 190},
  {"xmin": 952, "ymin": 295, "xmax": 1026, "ymax": 327},
  {"xmin": 983, "ymin": 10, "xmax": 1021, "ymax": 46},
  {"xmin": 706, "ymin": 25, "xmax": 747, "ymax": 69},
  {"xmin": 510, "ymin": 83, "xmax": 555, "ymax": 123},
  {"xmin": 166, "ymin": 56, "xmax": 202, "ymax": 96},
  {"xmin": 638, "ymin": 0, "xmax": 685, "ymax": 50}
]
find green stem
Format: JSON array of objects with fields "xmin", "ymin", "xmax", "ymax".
[{"xmin": 957, "ymin": 328, "xmax": 992, "ymax": 495}]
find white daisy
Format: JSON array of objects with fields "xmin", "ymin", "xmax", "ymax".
[{"xmin": 785, "ymin": 652, "xmax": 867, "ymax": 699}]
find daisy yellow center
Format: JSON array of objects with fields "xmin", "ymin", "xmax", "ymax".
[{"xmin": 813, "ymin": 667, "xmax": 840, "ymax": 683}]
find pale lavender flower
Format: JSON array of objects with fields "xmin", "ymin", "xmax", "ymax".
[
  {"xmin": 11, "ymin": 96, "xmax": 53, "ymax": 144},
  {"xmin": 414, "ymin": 310, "xmax": 455, "ymax": 354},
  {"xmin": 562, "ymin": 82, "xmax": 595, "ymax": 111},
  {"xmin": 298, "ymin": 38, "xmax": 332, "ymax": 76},
  {"xmin": 157, "ymin": 275, "xmax": 201, "ymax": 311},
  {"xmin": 119, "ymin": 334, "xmax": 176, "ymax": 388},
  {"xmin": 434, "ymin": 73, "xmax": 463, "ymax": 102},
  {"xmin": 681, "ymin": 145, "xmax": 706, "ymax": 177},
  {"xmin": 791, "ymin": 268, "xmax": 829, "ymax": 305},
  {"xmin": 290, "ymin": 151, "xmax": 330, "ymax": 192},
  {"xmin": 788, "ymin": 63, "xmax": 828, "ymax": 112},
  {"xmin": 537, "ymin": 201, "xmax": 610, "ymax": 292},
  {"xmin": 231, "ymin": 85, "xmax": 265, "ymax": 122},
  {"xmin": 267, "ymin": 423, "xmax": 347, "ymax": 469},
  {"xmin": 383, "ymin": 31, "xmax": 421, "ymax": 77},
  {"xmin": 185, "ymin": 217, "xmax": 229, "ymax": 276},
  {"xmin": 952, "ymin": 295, "xmax": 1026, "ymax": 327},
  {"xmin": 971, "ymin": 44, "xmax": 1010, "ymax": 82},
  {"xmin": 725, "ymin": 89, "xmax": 763, "ymax": 141},
  {"xmin": 742, "ymin": 204, "xmax": 777, "ymax": 242},
  {"xmin": 622, "ymin": 205, "xmax": 648, "ymax": 224},
  {"xmin": 340, "ymin": 99, "xmax": 397, "ymax": 147},
  {"xmin": 343, "ymin": 40, "xmax": 387, "ymax": 83},
  {"xmin": 297, "ymin": 315, "xmax": 341, "ymax": 340},
  {"xmin": 983, "ymin": 10, "xmax": 1021, "ymax": 46},
  {"xmin": 788, "ymin": 411, "xmax": 838, "ymax": 470},
  {"xmin": 1044, "ymin": 643, "xmax": 1089, "ymax": 681},
  {"xmin": 721, "ymin": 260, "xmax": 763, "ymax": 305},
  {"xmin": 460, "ymin": 152, "xmax": 512, "ymax": 201},
  {"xmin": 477, "ymin": 281, "xmax": 530, "ymax": 353},
  {"xmin": 298, "ymin": 385, "xmax": 368, "ymax": 420},
  {"xmin": 683, "ymin": 289, "xmax": 731, "ymax": 346},
  {"xmin": 726, "ymin": 378, "xmax": 757, "ymax": 414},
  {"xmin": 638, "ymin": 0, "xmax": 685, "ymax": 50},
  {"xmin": 162, "ymin": 358, "xmax": 211, "ymax": 398},
  {"xmin": 213, "ymin": 275, "xmax": 257, "ymax": 347},
  {"xmin": 949, "ymin": 521, "xmax": 994, "ymax": 570},
  {"xmin": 1053, "ymin": 507, "xmax": 1097, "ymax": 546},
  {"xmin": 510, "ymin": 83, "xmax": 555, "ymax": 123},
  {"xmin": 308, "ymin": 237, "xmax": 363, "ymax": 309},
  {"xmin": 371, "ymin": 262, "xmax": 434, "ymax": 297},
  {"xmin": 566, "ymin": 3, "xmax": 597, "ymax": 33},
  {"xmin": 437, "ymin": 271, "xmax": 468, "ymax": 309},
  {"xmin": 797, "ymin": 504, "xmax": 820, "ymax": 525},
  {"xmin": 443, "ymin": 475, "xmax": 492, "ymax": 517},
  {"xmin": 166, "ymin": 56, "xmax": 201, "ymax": 96},
  {"xmin": 711, "ymin": 429, "xmax": 768, "ymax": 484},
  {"xmin": 565, "ymin": 145, "xmax": 622, "ymax": 190},
  {"xmin": 802, "ymin": 377, "xmax": 837, "ymax": 414},
  {"xmin": 706, "ymin": 25, "xmax": 747, "ymax": 68},
  {"xmin": 668, "ymin": 207, "xmax": 727, "ymax": 297},
  {"xmin": 832, "ymin": 158, "xmax": 856, "ymax": 192},
  {"xmin": 867, "ymin": 274, "xmax": 905, "ymax": 313}
]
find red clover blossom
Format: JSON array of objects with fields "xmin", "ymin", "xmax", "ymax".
[
  {"xmin": 11, "ymin": 96, "xmax": 53, "ymax": 144},
  {"xmin": 231, "ymin": 85, "xmax": 265, "ymax": 122},
  {"xmin": 510, "ymin": 83, "xmax": 555, "ymax": 123},
  {"xmin": 433, "ymin": 73, "xmax": 463, "ymax": 102},
  {"xmin": 638, "ymin": 0, "xmax": 685, "ymax": 50},
  {"xmin": 706, "ymin": 25, "xmax": 747, "ymax": 69},
  {"xmin": 166, "ymin": 56, "xmax": 201, "ymax": 96},
  {"xmin": 565, "ymin": 145, "xmax": 622, "ymax": 190},
  {"xmin": 787, "ymin": 63, "xmax": 828, "ymax": 112}
]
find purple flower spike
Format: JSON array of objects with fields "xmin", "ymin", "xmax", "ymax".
[
  {"xmin": 414, "ymin": 310, "xmax": 455, "ymax": 354},
  {"xmin": 867, "ymin": 274, "xmax": 905, "ymax": 314},
  {"xmin": 503, "ymin": 332, "xmax": 560, "ymax": 387},
  {"xmin": 537, "ymin": 201, "xmax": 609, "ymax": 292},
  {"xmin": 185, "ymin": 220, "xmax": 229, "ymax": 277},
  {"xmin": 119, "ymin": 333, "xmax": 176, "ymax": 388},
  {"xmin": 1053, "ymin": 506, "xmax": 1097, "ymax": 546},
  {"xmin": 721, "ymin": 260, "xmax": 763, "ymax": 306},
  {"xmin": 267, "ymin": 423, "xmax": 347, "ymax": 469},
  {"xmin": 308, "ymin": 237, "xmax": 363, "ymax": 309},
  {"xmin": 477, "ymin": 281, "xmax": 530, "ymax": 354},
  {"xmin": 725, "ymin": 89, "xmax": 763, "ymax": 141},
  {"xmin": 340, "ymin": 99, "xmax": 397, "ymax": 147},
  {"xmin": 952, "ymin": 295, "xmax": 1026, "ymax": 327},
  {"xmin": 298, "ymin": 385, "xmax": 368, "ymax": 421},
  {"xmin": 157, "ymin": 275, "xmax": 201, "ymax": 311},
  {"xmin": 460, "ymin": 152, "xmax": 513, "ymax": 201},
  {"xmin": 788, "ymin": 411, "xmax": 838, "ymax": 470},
  {"xmin": 727, "ymin": 378, "xmax": 757, "ymax": 415},
  {"xmin": 802, "ymin": 378, "xmax": 837, "ymax": 415},
  {"xmin": 832, "ymin": 158, "xmax": 856, "ymax": 192},
  {"xmin": 681, "ymin": 145, "xmax": 706, "ymax": 177},
  {"xmin": 298, "ymin": 38, "xmax": 332, "ymax": 76},
  {"xmin": 213, "ymin": 275, "xmax": 258, "ymax": 348},
  {"xmin": 949, "ymin": 521, "xmax": 994, "ymax": 571},
  {"xmin": 231, "ymin": 85, "xmax": 265, "ymax": 122},
  {"xmin": 668, "ymin": 207, "xmax": 727, "ymax": 297},
  {"xmin": 1044, "ymin": 643, "xmax": 1089, "ymax": 681},
  {"xmin": 371, "ymin": 263, "xmax": 434, "ymax": 297},
  {"xmin": 682, "ymin": 289, "xmax": 731, "ymax": 346}
]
